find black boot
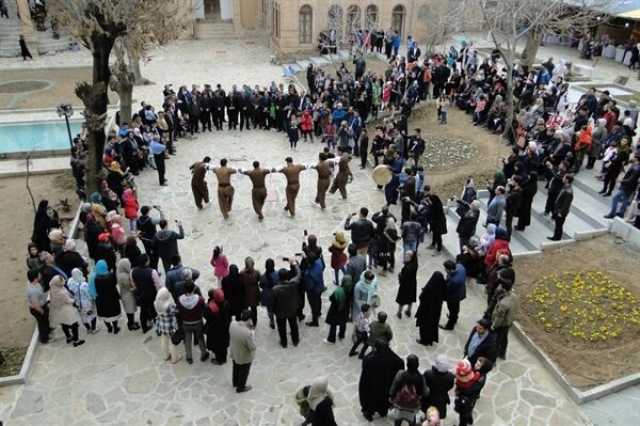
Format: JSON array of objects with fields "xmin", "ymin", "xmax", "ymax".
[{"xmin": 113, "ymin": 321, "xmax": 120, "ymax": 335}]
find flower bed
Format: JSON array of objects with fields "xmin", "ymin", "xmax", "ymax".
[
  {"xmin": 525, "ymin": 271, "xmax": 640, "ymax": 343},
  {"xmin": 514, "ymin": 236, "xmax": 640, "ymax": 389}
]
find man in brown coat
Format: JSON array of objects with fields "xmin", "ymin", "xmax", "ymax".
[
  {"xmin": 211, "ymin": 158, "xmax": 236, "ymax": 219},
  {"xmin": 278, "ymin": 157, "xmax": 307, "ymax": 217},
  {"xmin": 313, "ymin": 152, "xmax": 332, "ymax": 209},
  {"xmin": 243, "ymin": 161, "xmax": 270, "ymax": 220},
  {"xmin": 189, "ymin": 156, "xmax": 211, "ymax": 209},
  {"xmin": 329, "ymin": 148, "xmax": 353, "ymax": 199}
]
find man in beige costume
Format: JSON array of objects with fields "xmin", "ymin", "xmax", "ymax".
[
  {"xmin": 211, "ymin": 158, "xmax": 237, "ymax": 219},
  {"xmin": 243, "ymin": 161, "xmax": 271, "ymax": 220},
  {"xmin": 313, "ymin": 152, "xmax": 333, "ymax": 210},
  {"xmin": 278, "ymin": 157, "xmax": 307, "ymax": 217}
]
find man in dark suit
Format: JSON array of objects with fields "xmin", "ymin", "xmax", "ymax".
[
  {"xmin": 548, "ymin": 174, "xmax": 574, "ymax": 241},
  {"xmin": 463, "ymin": 318, "xmax": 498, "ymax": 365}
]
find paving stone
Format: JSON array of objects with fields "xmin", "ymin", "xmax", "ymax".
[
  {"xmin": 85, "ymin": 392, "xmax": 106, "ymax": 416},
  {"xmin": 11, "ymin": 390, "xmax": 44, "ymax": 418},
  {"xmin": 499, "ymin": 361, "xmax": 528, "ymax": 379},
  {"xmin": 521, "ymin": 389, "xmax": 557, "ymax": 408},
  {"xmin": 124, "ymin": 369, "xmax": 159, "ymax": 395}
]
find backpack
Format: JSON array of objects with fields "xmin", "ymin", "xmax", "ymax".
[{"xmin": 393, "ymin": 383, "xmax": 420, "ymax": 410}]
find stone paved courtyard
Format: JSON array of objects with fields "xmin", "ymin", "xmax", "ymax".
[
  {"xmin": 0, "ymin": 36, "xmax": 617, "ymax": 425},
  {"xmin": 0, "ymin": 128, "xmax": 592, "ymax": 425}
]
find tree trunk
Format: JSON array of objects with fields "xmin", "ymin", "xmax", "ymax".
[
  {"xmin": 128, "ymin": 52, "xmax": 153, "ymax": 85},
  {"xmin": 118, "ymin": 88, "xmax": 133, "ymax": 124},
  {"xmin": 521, "ymin": 29, "xmax": 542, "ymax": 69},
  {"xmin": 83, "ymin": 34, "xmax": 114, "ymax": 195},
  {"xmin": 502, "ymin": 50, "xmax": 515, "ymax": 143}
]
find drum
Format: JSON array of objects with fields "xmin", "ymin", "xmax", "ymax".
[{"xmin": 372, "ymin": 165, "xmax": 392, "ymax": 186}]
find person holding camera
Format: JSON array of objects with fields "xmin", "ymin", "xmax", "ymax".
[
  {"xmin": 153, "ymin": 219, "xmax": 184, "ymax": 274},
  {"xmin": 272, "ymin": 257, "xmax": 301, "ymax": 348},
  {"xmin": 344, "ymin": 207, "xmax": 375, "ymax": 256}
]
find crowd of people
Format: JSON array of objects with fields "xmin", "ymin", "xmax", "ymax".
[{"xmin": 26, "ymin": 29, "xmax": 640, "ymax": 426}]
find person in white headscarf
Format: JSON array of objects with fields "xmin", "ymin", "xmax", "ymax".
[
  {"xmin": 67, "ymin": 268, "xmax": 97, "ymax": 333},
  {"xmin": 296, "ymin": 377, "xmax": 337, "ymax": 426},
  {"xmin": 154, "ymin": 287, "xmax": 181, "ymax": 364},
  {"xmin": 50, "ymin": 275, "xmax": 85, "ymax": 347}
]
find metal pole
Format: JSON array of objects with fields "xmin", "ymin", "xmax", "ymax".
[{"xmin": 64, "ymin": 113, "xmax": 73, "ymax": 150}]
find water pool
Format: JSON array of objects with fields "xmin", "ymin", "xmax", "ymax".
[{"xmin": 0, "ymin": 120, "xmax": 82, "ymax": 155}]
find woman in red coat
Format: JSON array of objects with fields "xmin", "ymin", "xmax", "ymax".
[
  {"xmin": 484, "ymin": 227, "xmax": 511, "ymax": 271},
  {"xmin": 300, "ymin": 109, "xmax": 314, "ymax": 142},
  {"xmin": 122, "ymin": 188, "xmax": 140, "ymax": 232}
]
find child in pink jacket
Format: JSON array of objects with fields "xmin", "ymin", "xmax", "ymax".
[{"xmin": 210, "ymin": 246, "xmax": 229, "ymax": 285}]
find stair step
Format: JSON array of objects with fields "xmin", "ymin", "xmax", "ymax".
[{"xmin": 476, "ymin": 195, "xmax": 553, "ymax": 250}]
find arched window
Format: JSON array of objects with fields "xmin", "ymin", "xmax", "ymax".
[
  {"xmin": 346, "ymin": 5, "xmax": 362, "ymax": 32},
  {"xmin": 299, "ymin": 5, "xmax": 313, "ymax": 44},
  {"xmin": 365, "ymin": 4, "xmax": 379, "ymax": 30},
  {"xmin": 392, "ymin": 5, "xmax": 406, "ymax": 37},
  {"xmin": 328, "ymin": 5, "xmax": 344, "ymax": 43}
]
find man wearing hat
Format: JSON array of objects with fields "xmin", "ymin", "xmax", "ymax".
[{"xmin": 463, "ymin": 318, "xmax": 498, "ymax": 366}]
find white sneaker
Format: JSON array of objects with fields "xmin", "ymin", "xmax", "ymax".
[{"xmin": 323, "ymin": 339, "xmax": 335, "ymax": 345}]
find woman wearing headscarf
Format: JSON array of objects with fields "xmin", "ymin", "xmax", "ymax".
[
  {"xmin": 84, "ymin": 214, "xmax": 103, "ymax": 261},
  {"xmin": 425, "ymin": 194, "xmax": 447, "ymax": 254},
  {"xmin": 422, "ymin": 355, "xmax": 455, "ymax": 420},
  {"xmin": 124, "ymin": 235, "xmax": 142, "ymax": 265},
  {"xmin": 205, "ymin": 288, "xmax": 231, "ymax": 365},
  {"xmin": 116, "ymin": 258, "xmax": 140, "ymax": 331},
  {"xmin": 240, "ymin": 257, "xmax": 261, "ymax": 326},
  {"xmin": 415, "ymin": 271, "xmax": 447, "ymax": 346},
  {"xmin": 26, "ymin": 242, "xmax": 43, "ymax": 273},
  {"xmin": 106, "ymin": 161, "xmax": 125, "ymax": 200},
  {"xmin": 396, "ymin": 250, "xmax": 418, "ymax": 319},
  {"xmin": 222, "ymin": 264, "xmax": 243, "ymax": 320},
  {"xmin": 259, "ymin": 258, "xmax": 278, "ymax": 329},
  {"xmin": 94, "ymin": 232, "xmax": 116, "ymax": 272},
  {"xmin": 324, "ymin": 281, "xmax": 348, "ymax": 344},
  {"xmin": 353, "ymin": 270, "xmax": 379, "ymax": 320},
  {"xmin": 295, "ymin": 377, "xmax": 338, "ymax": 426},
  {"xmin": 154, "ymin": 287, "xmax": 181, "ymax": 364},
  {"xmin": 389, "ymin": 355, "xmax": 430, "ymax": 425},
  {"xmin": 49, "ymin": 275, "xmax": 85, "ymax": 347},
  {"xmin": 67, "ymin": 268, "xmax": 97, "ymax": 334},
  {"xmin": 32, "ymin": 200, "xmax": 60, "ymax": 253},
  {"xmin": 90, "ymin": 259, "xmax": 121, "ymax": 334}
]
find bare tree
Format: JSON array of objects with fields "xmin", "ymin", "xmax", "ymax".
[
  {"xmin": 49, "ymin": 0, "xmax": 191, "ymax": 192},
  {"xmin": 474, "ymin": 0, "xmax": 611, "ymax": 139},
  {"xmin": 418, "ymin": 2, "xmax": 466, "ymax": 57}
]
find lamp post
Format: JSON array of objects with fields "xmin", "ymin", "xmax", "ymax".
[{"xmin": 56, "ymin": 103, "xmax": 74, "ymax": 151}]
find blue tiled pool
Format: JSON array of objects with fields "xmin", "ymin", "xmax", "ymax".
[{"xmin": 0, "ymin": 120, "xmax": 82, "ymax": 154}]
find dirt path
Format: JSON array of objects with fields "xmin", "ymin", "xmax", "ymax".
[{"xmin": 0, "ymin": 172, "xmax": 77, "ymax": 349}]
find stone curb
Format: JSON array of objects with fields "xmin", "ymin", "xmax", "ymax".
[
  {"xmin": 0, "ymin": 203, "xmax": 83, "ymax": 387},
  {"xmin": 512, "ymin": 321, "xmax": 640, "ymax": 405}
]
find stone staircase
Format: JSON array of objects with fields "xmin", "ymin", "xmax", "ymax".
[
  {"xmin": 440, "ymin": 166, "xmax": 617, "ymax": 260},
  {"xmin": 0, "ymin": 0, "xmax": 73, "ymax": 57},
  {"xmin": 195, "ymin": 21, "xmax": 240, "ymax": 41}
]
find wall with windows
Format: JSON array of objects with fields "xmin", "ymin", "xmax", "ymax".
[
  {"xmin": 262, "ymin": 0, "xmax": 415, "ymax": 52},
  {"xmin": 247, "ymin": 0, "xmax": 473, "ymax": 53}
]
